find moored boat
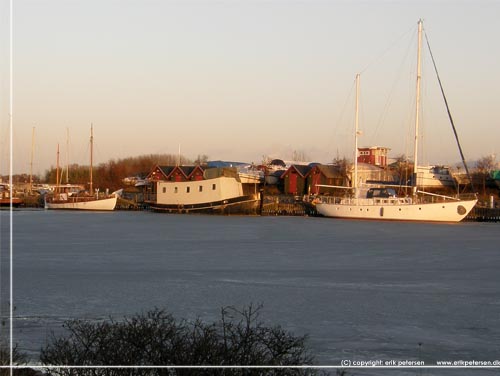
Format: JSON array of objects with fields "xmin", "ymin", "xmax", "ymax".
[
  {"xmin": 147, "ymin": 167, "xmax": 260, "ymax": 214},
  {"xmin": 45, "ymin": 193, "xmax": 117, "ymax": 211},
  {"xmin": 45, "ymin": 125, "xmax": 118, "ymax": 211},
  {"xmin": 417, "ymin": 165, "xmax": 456, "ymax": 188},
  {"xmin": 315, "ymin": 20, "xmax": 477, "ymax": 222}
]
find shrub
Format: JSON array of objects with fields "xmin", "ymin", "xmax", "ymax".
[{"xmin": 41, "ymin": 305, "xmax": 315, "ymax": 376}]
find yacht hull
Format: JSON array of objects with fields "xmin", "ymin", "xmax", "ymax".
[
  {"xmin": 45, "ymin": 195, "xmax": 117, "ymax": 211},
  {"xmin": 315, "ymin": 199, "xmax": 477, "ymax": 222}
]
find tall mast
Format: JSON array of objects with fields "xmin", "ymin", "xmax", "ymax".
[
  {"xmin": 29, "ymin": 127, "xmax": 34, "ymax": 193},
  {"xmin": 55, "ymin": 143, "xmax": 60, "ymax": 193},
  {"xmin": 412, "ymin": 19, "xmax": 423, "ymax": 196},
  {"xmin": 89, "ymin": 124, "xmax": 93, "ymax": 194},
  {"xmin": 65, "ymin": 127, "xmax": 69, "ymax": 184},
  {"xmin": 353, "ymin": 73, "xmax": 360, "ymax": 197}
]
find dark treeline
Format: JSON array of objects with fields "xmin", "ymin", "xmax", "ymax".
[{"xmin": 43, "ymin": 153, "xmax": 199, "ymax": 192}]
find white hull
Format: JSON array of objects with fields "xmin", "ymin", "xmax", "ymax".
[
  {"xmin": 155, "ymin": 176, "xmax": 245, "ymax": 206},
  {"xmin": 417, "ymin": 166, "xmax": 455, "ymax": 188},
  {"xmin": 45, "ymin": 195, "xmax": 117, "ymax": 211},
  {"xmin": 315, "ymin": 197, "xmax": 477, "ymax": 222},
  {"xmin": 238, "ymin": 172, "xmax": 263, "ymax": 184},
  {"xmin": 151, "ymin": 176, "xmax": 259, "ymax": 214}
]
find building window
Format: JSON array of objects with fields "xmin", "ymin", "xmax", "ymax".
[
  {"xmin": 186, "ymin": 186, "xmax": 190, "ymax": 193},
  {"xmin": 174, "ymin": 187, "xmax": 178, "ymax": 194},
  {"xmin": 199, "ymin": 185, "xmax": 203, "ymax": 192},
  {"xmin": 162, "ymin": 187, "xmax": 166, "ymax": 193},
  {"xmin": 212, "ymin": 184, "xmax": 216, "ymax": 190}
]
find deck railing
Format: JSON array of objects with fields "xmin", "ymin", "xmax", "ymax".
[{"xmin": 314, "ymin": 192, "xmax": 477, "ymax": 206}]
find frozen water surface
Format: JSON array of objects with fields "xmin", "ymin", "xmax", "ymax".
[{"xmin": 1, "ymin": 210, "xmax": 499, "ymax": 375}]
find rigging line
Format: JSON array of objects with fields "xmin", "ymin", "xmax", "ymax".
[
  {"xmin": 327, "ymin": 79, "xmax": 356, "ymax": 158},
  {"xmin": 370, "ymin": 32, "xmax": 416, "ymax": 144},
  {"xmin": 423, "ymin": 30, "xmax": 476, "ymax": 193},
  {"xmin": 359, "ymin": 25, "xmax": 415, "ymax": 75}
]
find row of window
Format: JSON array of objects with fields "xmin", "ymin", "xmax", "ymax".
[{"xmin": 162, "ymin": 184, "xmax": 217, "ymax": 194}]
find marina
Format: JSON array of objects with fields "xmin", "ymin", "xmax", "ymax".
[{"xmin": 1, "ymin": 1, "xmax": 500, "ymax": 373}]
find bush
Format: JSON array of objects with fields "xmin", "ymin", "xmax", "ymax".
[
  {"xmin": 40, "ymin": 305, "xmax": 315, "ymax": 376},
  {"xmin": 0, "ymin": 343, "xmax": 30, "ymax": 376}
]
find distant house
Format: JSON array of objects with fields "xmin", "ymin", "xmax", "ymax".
[
  {"xmin": 183, "ymin": 166, "xmax": 205, "ymax": 181},
  {"xmin": 170, "ymin": 166, "xmax": 205, "ymax": 182},
  {"xmin": 147, "ymin": 165, "xmax": 176, "ymax": 181},
  {"xmin": 355, "ymin": 163, "xmax": 393, "ymax": 186},
  {"xmin": 303, "ymin": 163, "xmax": 392, "ymax": 195},
  {"xmin": 280, "ymin": 165, "xmax": 312, "ymax": 195},
  {"xmin": 357, "ymin": 146, "xmax": 390, "ymax": 168},
  {"xmin": 146, "ymin": 165, "xmax": 205, "ymax": 182},
  {"xmin": 306, "ymin": 165, "xmax": 346, "ymax": 195}
]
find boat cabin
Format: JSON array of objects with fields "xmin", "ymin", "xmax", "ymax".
[{"xmin": 366, "ymin": 187, "xmax": 397, "ymax": 199}]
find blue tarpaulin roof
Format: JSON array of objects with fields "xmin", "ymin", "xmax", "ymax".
[{"xmin": 207, "ymin": 160, "xmax": 249, "ymax": 168}]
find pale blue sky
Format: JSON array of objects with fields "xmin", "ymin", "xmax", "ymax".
[{"xmin": 2, "ymin": 0, "xmax": 499, "ymax": 175}]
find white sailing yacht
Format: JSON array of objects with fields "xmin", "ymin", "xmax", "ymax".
[
  {"xmin": 315, "ymin": 20, "xmax": 477, "ymax": 222},
  {"xmin": 45, "ymin": 125, "xmax": 118, "ymax": 211}
]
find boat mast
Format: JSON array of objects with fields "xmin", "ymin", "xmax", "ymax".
[
  {"xmin": 354, "ymin": 73, "xmax": 360, "ymax": 197},
  {"xmin": 55, "ymin": 143, "xmax": 60, "ymax": 194},
  {"xmin": 89, "ymin": 124, "xmax": 93, "ymax": 195},
  {"xmin": 66, "ymin": 127, "xmax": 69, "ymax": 184},
  {"xmin": 29, "ymin": 126, "xmax": 34, "ymax": 194},
  {"xmin": 412, "ymin": 19, "xmax": 423, "ymax": 196}
]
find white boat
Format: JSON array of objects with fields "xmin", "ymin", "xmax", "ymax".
[
  {"xmin": 45, "ymin": 193, "xmax": 117, "ymax": 211},
  {"xmin": 45, "ymin": 125, "xmax": 118, "ymax": 211},
  {"xmin": 237, "ymin": 167, "xmax": 264, "ymax": 184},
  {"xmin": 148, "ymin": 167, "xmax": 260, "ymax": 214},
  {"xmin": 417, "ymin": 165, "xmax": 456, "ymax": 188},
  {"xmin": 315, "ymin": 20, "xmax": 477, "ymax": 222}
]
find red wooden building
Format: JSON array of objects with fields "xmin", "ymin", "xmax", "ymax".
[
  {"xmin": 306, "ymin": 165, "xmax": 345, "ymax": 195},
  {"xmin": 357, "ymin": 146, "xmax": 390, "ymax": 168},
  {"xmin": 146, "ymin": 165, "xmax": 205, "ymax": 182},
  {"xmin": 280, "ymin": 165, "xmax": 312, "ymax": 195}
]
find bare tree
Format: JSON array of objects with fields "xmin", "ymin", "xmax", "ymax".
[
  {"xmin": 0, "ymin": 345, "xmax": 27, "ymax": 375},
  {"xmin": 475, "ymin": 154, "xmax": 496, "ymax": 195},
  {"xmin": 389, "ymin": 154, "xmax": 413, "ymax": 194},
  {"xmin": 194, "ymin": 155, "xmax": 209, "ymax": 166},
  {"xmin": 40, "ymin": 305, "xmax": 315, "ymax": 376}
]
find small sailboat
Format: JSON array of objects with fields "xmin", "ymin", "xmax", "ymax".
[
  {"xmin": 315, "ymin": 20, "xmax": 477, "ymax": 222},
  {"xmin": 45, "ymin": 125, "xmax": 118, "ymax": 211}
]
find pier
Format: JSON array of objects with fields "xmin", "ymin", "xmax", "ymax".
[
  {"xmin": 260, "ymin": 195, "xmax": 317, "ymax": 216},
  {"xmin": 116, "ymin": 197, "xmax": 149, "ymax": 210},
  {"xmin": 465, "ymin": 207, "xmax": 500, "ymax": 222}
]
